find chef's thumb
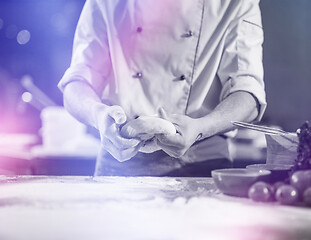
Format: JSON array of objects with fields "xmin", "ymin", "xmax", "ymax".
[
  {"xmin": 109, "ymin": 106, "xmax": 127, "ymax": 125},
  {"xmin": 158, "ymin": 107, "xmax": 169, "ymax": 120}
]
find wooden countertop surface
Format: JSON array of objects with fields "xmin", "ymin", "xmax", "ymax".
[{"xmin": 0, "ymin": 175, "xmax": 310, "ymax": 240}]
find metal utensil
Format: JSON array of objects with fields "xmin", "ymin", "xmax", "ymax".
[
  {"xmin": 232, "ymin": 121, "xmax": 299, "ymax": 145},
  {"xmin": 232, "ymin": 121, "xmax": 290, "ymax": 135}
]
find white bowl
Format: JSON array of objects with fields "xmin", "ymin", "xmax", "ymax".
[{"xmin": 212, "ymin": 168, "xmax": 271, "ymax": 197}]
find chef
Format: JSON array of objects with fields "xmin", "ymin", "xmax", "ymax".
[{"xmin": 58, "ymin": 0, "xmax": 266, "ymax": 176}]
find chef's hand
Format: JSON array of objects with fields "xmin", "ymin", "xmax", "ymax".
[
  {"xmin": 95, "ymin": 105, "xmax": 141, "ymax": 162},
  {"xmin": 156, "ymin": 108, "xmax": 202, "ymax": 158}
]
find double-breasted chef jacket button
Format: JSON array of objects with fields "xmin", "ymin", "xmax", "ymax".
[
  {"xmin": 182, "ymin": 30, "xmax": 193, "ymax": 38},
  {"xmin": 179, "ymin": 74, "xmax": 186, "ymax": 81},
  {"xmin": 133, "ymin": 72, "xmax": 143, "ymax": 79}
]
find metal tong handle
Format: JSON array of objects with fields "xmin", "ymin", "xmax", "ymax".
[{"xmin": 231, "ymin": 121, "xmax": 290, "ymax": 135}]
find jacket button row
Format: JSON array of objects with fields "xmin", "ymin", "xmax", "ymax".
[
  {"xmin": 133, "ymin": 73, "xmax": 187, "ymax": 81},
  {"xmin": 137, "ymin": 27, "xmax": 192, "ymax": 38}
]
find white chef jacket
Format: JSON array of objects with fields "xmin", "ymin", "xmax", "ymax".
[{"xmin": 58, "ymin": 0, "xmax": 266, "ymax": 162}]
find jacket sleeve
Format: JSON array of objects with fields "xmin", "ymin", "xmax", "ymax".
[
  {"xmin": 58, "ymin": 0, "xmax": 111, "ymax": 97},
  {"xmin": 217, "ymin": 0, "xmax": 266, "ymax": 121}
]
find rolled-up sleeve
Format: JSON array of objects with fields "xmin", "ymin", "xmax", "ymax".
[
  {"xmin": 217, "ymin": 0, "xmax": 266, "ymax": 121},
  {"xmin": 58, "ymin": 0, "xmax": 111, "ymax": 96}
]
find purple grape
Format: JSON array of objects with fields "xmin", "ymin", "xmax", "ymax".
[
  {"xmin": 248, "ymin": 181, "xmax": 273, "ymax": 202},
  {"xmin": 275, "ymin": 185, "xmax": 299, "ymax": 205},
  {"xmin": 272, "ymin": 181, "xmax": 286, "ymax": 193},
  {"xmin": 290, "ymin": 170, "xmax": 311, "ymax": 196}
]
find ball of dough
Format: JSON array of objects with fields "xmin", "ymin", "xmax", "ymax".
[
  {"xmin": 120, "ymin": 116, "xmax": 176, "ymax": 140},
  {"xmin": 120, "ymin": 116, "xmax": 176, "ymax": 153}
]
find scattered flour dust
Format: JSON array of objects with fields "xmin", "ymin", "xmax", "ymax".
[{"xmin": 0, "ymin": 176, "xmax": 309, "ymax": 240}]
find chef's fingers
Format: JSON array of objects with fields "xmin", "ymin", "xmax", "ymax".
[
  {"xmin": 158, "ymin": 108, "xmax": 182, "ymax": 134},
  {"xmin": 102, "ymin": 137, "xmax": 141, "ymax": 162},
  {"xmin": 157, "ymin": 142, "xmax": 184, "ymax": 158},
  {"xmin": 158, "ymin": 107, "xmax": 182, "ymax": 123},
  {"xmin": 158, "ymin": 107, "xmax": 169, "ymax": 120},
  {"xmin": 113, "ymin": 132, "xmax": 141, "ymax": 148},
  {"xmin": 107, "ymin": 123, "xmax": 141, "ymax": 148},
  {"xmin": 156, "ymin": 139, "xmax": 179, "ymax": 151},
  {"xmin": 108, "ymin": 105, "xmax": 127, "ymax": 125},
  {"xmin": 156, "ymin": 133, "xmax": 184, "ymax": 148}
]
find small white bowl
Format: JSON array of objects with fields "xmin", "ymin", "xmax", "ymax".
[{"xmin": 212, "ymin": 168, "xmax": 271, "ymax": 197}]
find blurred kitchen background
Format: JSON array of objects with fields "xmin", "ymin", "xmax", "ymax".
[{"xmin": 0, "ymin": 0, "xmax": 310, "ymax": 175}]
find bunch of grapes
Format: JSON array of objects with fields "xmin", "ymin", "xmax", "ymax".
[
  {"xmin": 294, "ymin": 121, "xmax": 311, "ymax": 171},
  {"xmin": 248, "ymin": 121, "xmax": 311, "ymax": 206}
]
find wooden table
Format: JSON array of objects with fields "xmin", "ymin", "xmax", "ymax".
[{"xmin": 0, "ymin": 176, "xmax": 310, "ymax": 240}]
